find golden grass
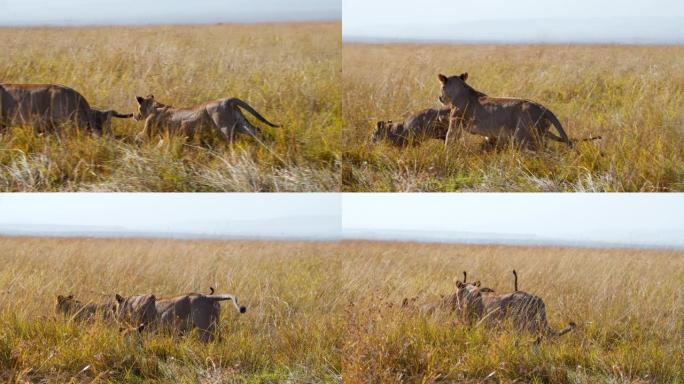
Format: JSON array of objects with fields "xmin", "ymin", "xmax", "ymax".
[
  {"xmin": 1, "ymin": 236, "xmax": 682, "ymax": 382},
  {"xmin": 341, "ymin": 241, "xmax": 684, "ymax": 383},
  {"xmin": 0, "ymin": 236, "xmax": 343, "ymax": 382},
  {"xmin": 0, "ymin": 23, "xmax": 341, "ymax": 191},
  {"xmin": 342, "ymin": 44, "xmax": 684, "ymax": 191}
]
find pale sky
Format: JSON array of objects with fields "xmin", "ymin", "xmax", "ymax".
[
  {"xmin": 0, "ymin": 194, "xmax": 341, "ymax": 240},
  {"xmin": 343, "ymin": 0, "xmax": 684, "ymax": 43},
  {"xmin": 0, "ymin": 0, "xmax": 341, "ymax": 26},
  {"xmin": 342, "ymin": 194, "xmax": 684, "ymax": 249},
  {"xmin": 0, "ymin": 194, "xmax": 682, "ymax": 249}
]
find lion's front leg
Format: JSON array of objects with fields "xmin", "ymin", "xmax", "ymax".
[
  {"xmin": 444, "ymin": 108, "xmax": 464, "ymax": 150},
  {"xmin": 136, "ymin": 116, "xmax": 155, "ymax": 141}
]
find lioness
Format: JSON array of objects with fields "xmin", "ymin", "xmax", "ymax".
[
  {"xmin": 372, "ymin": 107, "xmax": 452, "ymax": 146},
  {"xmin": 0, "ymin": 84, "xmax": 131, "ymax": 135},
  {"xmin": 55, "ymin": 294, "xmax": 115, "ymax": 322},
  {"xmin": 113, "ymin": 293, "xmax": 157, "ymax": 327},
  {"xmin": 154, "ymin": 292, "xmax": 246, "ymax": 342},
  {"xmin": 91, "ymin": 109, "xmax": 133, "ymax": 136},
  {"xmin": 113, "ymin": 291, "xmax": 246, "ymax": 342},
  {"xmin": 438, "ymin": 73, "xmax": 576, "ymax": 150},
  {"xmin": 133, "ymin": 94, "xmax": 279, "ymax": 142},
  {"xmin": 413, "ymin": 271, "xmax": 495, "ymax": 315},
  {"xmin": 454, "ymin": 280, "xmax": 576, "ymax": 337}
]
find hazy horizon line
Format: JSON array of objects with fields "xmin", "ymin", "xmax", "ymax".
[
  {"xmin": 343, "ymin": 37, "xmax": 684, "ymax": 46},
  {"xmin": 1, "ymin": 230, "xmax": 681, "ymax": 252},
  {"xmin": 0, "ymin": 18, "xmax": 341, "ymax": 28}
]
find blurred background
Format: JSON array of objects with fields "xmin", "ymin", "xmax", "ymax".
[
  {"xmin": 1, "ymin": 193, "xmax": 682, "ymax": 249},
  {"xmin": 343, "ymin": 0, "xmax": 684, "ymax": 43},
  {"xmin": 0, "ymin": 0, "xmax": 341, "ymax": 25}
]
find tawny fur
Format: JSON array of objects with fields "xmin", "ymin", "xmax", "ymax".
[
  {"xmin": 438, "ymin": 73, "xmax": 589, "ymax": 150},
  {"xmin": 372, "ymin": 107, "xmax": 451, "ymax": 146},
  {"xmin": 0, "ymin": 83, "xmax": 131, "ymax": 135},
  {"xmin": 55, "ymin": 294, "xmax": 115, "ymax": 322},
  {"xmin": 113, "ymin": 291, "xmax": 246, "ymax": 342},
  {"xmin": 454, "ymin": 280, "xmax": 576, "ymax": 337},
  {"xmin": 134, "ymin": 94, "xmax": 278, "ymax": 142}
]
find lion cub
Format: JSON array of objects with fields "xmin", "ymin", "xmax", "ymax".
[
  {"xmin": 454, "ymin": 274, "xmax": 576, "ymax": 338},
  {"xmin": 372, "ymin": 107, "xmax": 452, "ymax": 146},
  {"xmin": 410, "ymin": 271, "xmax": 495, "ymax": 314},
  {"xmin": 113, "ymin": 291, "xmax": 246, "ymax": 342},
  {"xmin": 55, "ymin": 294, "xmax": 114, "ymax": 322}
]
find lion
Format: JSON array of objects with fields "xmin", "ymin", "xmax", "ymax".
[
  {"xmin": 90, "ymin": 108, "xmax": 133, "ymax": 136},
  {"xmin": 133, "ymin": 94, "xmax": 279, "ymax": 142},
  {"xmin": 372, "ymin": 107, "xmax": 452, "ymax": 146},
  {"xmin": 113, "ymin": 293, "xmax": 157, "ymax": 328},
  {"xmin": 410, "ymin": 271, "xmax": 496, "ymax": 315},
  {"xmin": 453, "ymin": 278, "xmax": 576, "ymax": 338},
  {"xmin": 438, "ymin": 73, "xmax": 600, "ymax": 150},
  {"xmin": 0, "ymin": 83, "xmax": 132, "ymax": 135},
  {"xmin": 154, "ymin": 292, "xmax": 246, "ymax": 342},
  {"xmin": 113, "ymin": 291, "xmax": 246, "ymax": 342},
  {"xmin": 55, "ymin": 294, "xmax": 115, "ymax": 322}
]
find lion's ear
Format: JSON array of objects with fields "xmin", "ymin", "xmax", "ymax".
[
  {"xmin": 57, "ymin": 295, "xmax": 64, "ymax": 302},
  {"xmin": 115, "ymin": 294, "xmax": 124, "ymax": 303},
  {"xmin": 67, "ymin": 294, "xmax": 74, "ymax": 300},
  {"xmin": 460, "ymin": 72, "xmax": 468, "ymax": 81},
  {"xmin": 456, "ymin": 281, "xmax": 464, "ymax": 288},
  {"xmin": 474, "ymin": 280, "xmax": 481, "ymax": 287},
  {"xmin": 438, "ymin": 74, "xmax": 448, "ymax": 84},
  {"xmin": 376, "ymin": 121, "xmax": 384, "ymax": 129},
  {"xmin": 136, "ymin": 96, "xmax": 144, "ymax": 104}
]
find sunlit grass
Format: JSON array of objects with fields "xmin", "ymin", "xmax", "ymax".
[
  {"xmin": 341, "ymin": 241, "xmax": 684, "ymax": 383},
  {"xmin": 0, "ymin": 23, "xmax": 341, "ymax": 191},
  {"xmin": 342, "ymin": 44, "xmax": 684, "ymax": 191},
  {"xmin": 0, "ymin": 237, "xmax": 343, "ymax": 382},
  {"xmin": 1, "ymin": 237, "xmax": 681, "ymax": 382}
]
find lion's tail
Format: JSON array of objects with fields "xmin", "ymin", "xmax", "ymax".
[
  {"xmin": 111, "ymin": 110, "xmax": 134, "ymax": 118},
  {"xmin": 543, "ymin": 109, "xmax": 572, "ymax": 147},
  {"xmin": 229, "ymin": 98, "xmax": 280, "ymax": 128},
  {"xmin": 546, "ymin": 320, "xmax": 576, "ymax": 337},
  {"xmin": 206, "ymin": 294, "xmax": 247, "ymax": 314},
  {"xmin": 573, "ymin": 135, "xmax": 602, "ymax": 142}
]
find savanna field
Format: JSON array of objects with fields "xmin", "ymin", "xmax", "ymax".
[
  {"xmin": 0, "ymin": 237, "xmax": 345, "ymax": 383},
  {"xmin": 1, "ymin": 237, "xmax": 682, "ymax": 383},
  {"xmin": 0, "ymin": 23, "xmax": 341, "ymax": 191},
  {"xmin": 342, "ymin": 44, "xmax": 684, "ymax": 191}
]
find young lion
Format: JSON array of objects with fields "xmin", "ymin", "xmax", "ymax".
[
  {"xmin": 113, "ymin": 293, "xmax": 158, "ymax": 328},
  {"xmin": 438, "ymin": 73, "xmax": 599, "ymax": 150},
  {"xmin": 113, "ymin": 291, "xmax": 246, "ymax": 342},
  {"xmin": 372, "ymin": 107, "xmax": 452, "ymax": 146},
  {"xmin": 454, "ymin": 280, "xmax": 576, "ymax": 337},
  {"xmin": 154, "ymin": 292, "xmax": 246, "ymax": 342},
  {"xmin": 133, "ymin": 94, "xmax": 279, "ymax": 142},
  {"xmin": 55, "ymin": 294, "xmax": 115, "ymax": 322},
  {"xmin": 411, "ymin": 271, "xmax": 495, "ymax": 315}
]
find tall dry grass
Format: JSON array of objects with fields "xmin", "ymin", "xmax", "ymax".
[
  {"xmin": 341, "ymin": 241, "xmax": 684, "ymax": 383},
  {"xmin": 343, "ymin": 44, "xmax": 684, "ymax": 191},
  {"xmin": 0, "ymin": 237, "xmax": 344, "ymax": 382},
  {"xmin": 1, "ymin": 237, "xmax": 682, "ymax": 382},
  {"xmin": 0, "ymin": 23, "xmax": 341, "ymax": 191}
]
